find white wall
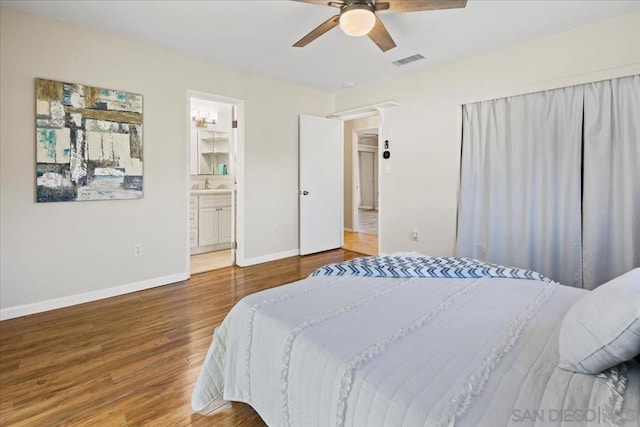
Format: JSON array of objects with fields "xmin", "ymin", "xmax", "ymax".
[
  {"xmin": 336, "ymin": 12, "xmax": 640, "ymax": 256},
  {"xmin": 0, "ymin": 8, "xmax": 334, "ymax": 317}
]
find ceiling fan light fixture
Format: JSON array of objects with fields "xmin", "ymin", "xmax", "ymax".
[{"xmin": 339, "ymin": 4, "xmax": 376, "ymax": 37}]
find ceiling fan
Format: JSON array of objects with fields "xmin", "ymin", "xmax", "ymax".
[{"xmin": 293, "ymin": 0, "xmax": 467, "ymax": 52}]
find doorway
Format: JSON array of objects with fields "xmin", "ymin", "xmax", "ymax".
[
  {"xmin": 186, "ymin": 91, "xmax": 244, "ymax": 275},
  {"xmin": 342, "ymin": 117, "xmax": 380, "ymax": 256},
  {"xmin": 356, "ymin": 131, "xmax": 379, "ymax": 235}
]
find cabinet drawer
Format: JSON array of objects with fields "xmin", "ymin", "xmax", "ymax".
[
  {"xmin": 189, "ymin": 228, "xmax": 198, "ymax": 248},
  {"xmin": 190, "ymin": 196, "xmax": 198, "ymax": 209},
  {"xmin": 199, "ymin": 194, "xmax": 231, "ymax": 208}
]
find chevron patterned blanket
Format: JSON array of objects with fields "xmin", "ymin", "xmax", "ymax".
[{"xmin": 310, "ymin": 255, "xmax": 553, "ymax": 283}]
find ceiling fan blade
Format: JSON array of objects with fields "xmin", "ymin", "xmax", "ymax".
[
  {"xmin": 383, "ymin": 0, "xmax": 467, "ymax": 13},
  {"xmin": 375, "ymin": 2, "xmax": 390, "ymax": 11},
  {"xmin": 368, "ymin": 15, "xmax": 396, "ymax": 52},
  {"xmin": 293, "ymin": 15, "xmax": 341, "ymax": 47},
  {"xmin": 292, "ymin": 0, "xmax": 344, "ymax": 7}
]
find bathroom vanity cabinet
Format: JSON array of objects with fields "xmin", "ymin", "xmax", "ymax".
[{"xmin": 190, "ymin": 191, "xmax": 232, "ymax": 254}]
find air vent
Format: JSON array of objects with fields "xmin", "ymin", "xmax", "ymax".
[{"xmin": 392, "ymin": 54, "xmax": 426, "ymax": 67}]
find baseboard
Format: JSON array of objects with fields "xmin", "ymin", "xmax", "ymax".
[
  {"xmin": 0, "ymin": 272, "xmax": 189, "ymax": 321},
  {"xmin": 359, "ymin": 205, "xmax": 374, "ymax": 210},
  {"xmin": 344, "ymin": 228, "xmax": 353, "ymax": 232},
  {"xmin": 239, "ymin": 249, "xmax": 300, "ymax": 267}
]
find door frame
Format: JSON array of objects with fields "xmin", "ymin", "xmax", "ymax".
[
  {"xmin": 320, "ymin": 102, "xmax": 394, "ymax": 254},
  {"xmin": 340, "ymin": 115, "xmax": 382, "ymax": 246},
  {"xmin": 185, "ymin": 90, "xmax": 246, "ymax": 274}
]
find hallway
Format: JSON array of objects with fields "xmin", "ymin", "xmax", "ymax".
[{"xmin": 357, "ymin": 208, "xmax": 378, "ymax": 235}]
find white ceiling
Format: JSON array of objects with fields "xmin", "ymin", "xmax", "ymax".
[{"xmin": 3, "ymin": 0, "xmax": 639, "ymax": 91}]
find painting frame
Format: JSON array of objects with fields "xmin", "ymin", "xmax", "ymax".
[{"xmin": 35, "ymin": 78, "xmax": 144, "ymax": 203}]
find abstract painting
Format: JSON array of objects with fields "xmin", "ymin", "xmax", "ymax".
[{"xmin": 35, "ymin": 78, "xmax": 143, "ymax": 202}]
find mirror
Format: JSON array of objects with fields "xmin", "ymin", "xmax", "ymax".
[{"xmin": 197, "ymin": 129, "xmax": 229, "ymax": 175}]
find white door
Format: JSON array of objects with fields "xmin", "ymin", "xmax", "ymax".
[{"xmin": 299, "ymin": 114, "xmax": 342, "ymax": 255}]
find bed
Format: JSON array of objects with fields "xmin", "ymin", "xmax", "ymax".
[{"xmin": 192, "ymin": 254, "xmax": 640, "ymax": 426}]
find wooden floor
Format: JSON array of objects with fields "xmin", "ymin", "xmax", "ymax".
[
  {"xmin": 190, "ymin": 250, "xmax": 233, "ymax": 275},
  {"xmin": 343, "ymin": 231, "xmax": 378, "ymax": 256},
  {"xmin": 0, "ymin": 249, "xmax": 362, "ymax": 426}
]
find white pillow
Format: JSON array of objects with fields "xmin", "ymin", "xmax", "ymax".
[{"xmin": 558, "ymin": 268, "xmax": 640, "ymax": 374}]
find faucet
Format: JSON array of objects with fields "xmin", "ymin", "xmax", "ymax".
[{"xmin": 204, "ymin": 178, "xmax": 211, "ymax": 189}]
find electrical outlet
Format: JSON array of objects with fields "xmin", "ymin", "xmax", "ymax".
[
  {"xmin": 134, "ymin": 244, "xmax": 143, "ymax": 256},
  {"xmin": 411, "ymin": 231, "xmax": 419, "ymax": 241}
]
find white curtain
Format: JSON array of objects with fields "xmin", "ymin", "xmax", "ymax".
[
  {"xmin": 582, "ymin": 75, "xmax": 640, "ymax": 289},
  {"xmin": 456, "ymin": 86, "xmax": 584, "ymax": 286}
]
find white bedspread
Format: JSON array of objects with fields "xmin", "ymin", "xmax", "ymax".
[{"xmin": 192, "ymin": 275, "xmax": 640, "ymax": 426}]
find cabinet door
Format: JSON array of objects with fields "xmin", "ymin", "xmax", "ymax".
[
  {"xmin": 218, "ymin": 206, "xmax": 233, "ymax": 244},
  {"xmin": 198, "ymin": 207, "xmax": 219, "ymax": 246}
]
